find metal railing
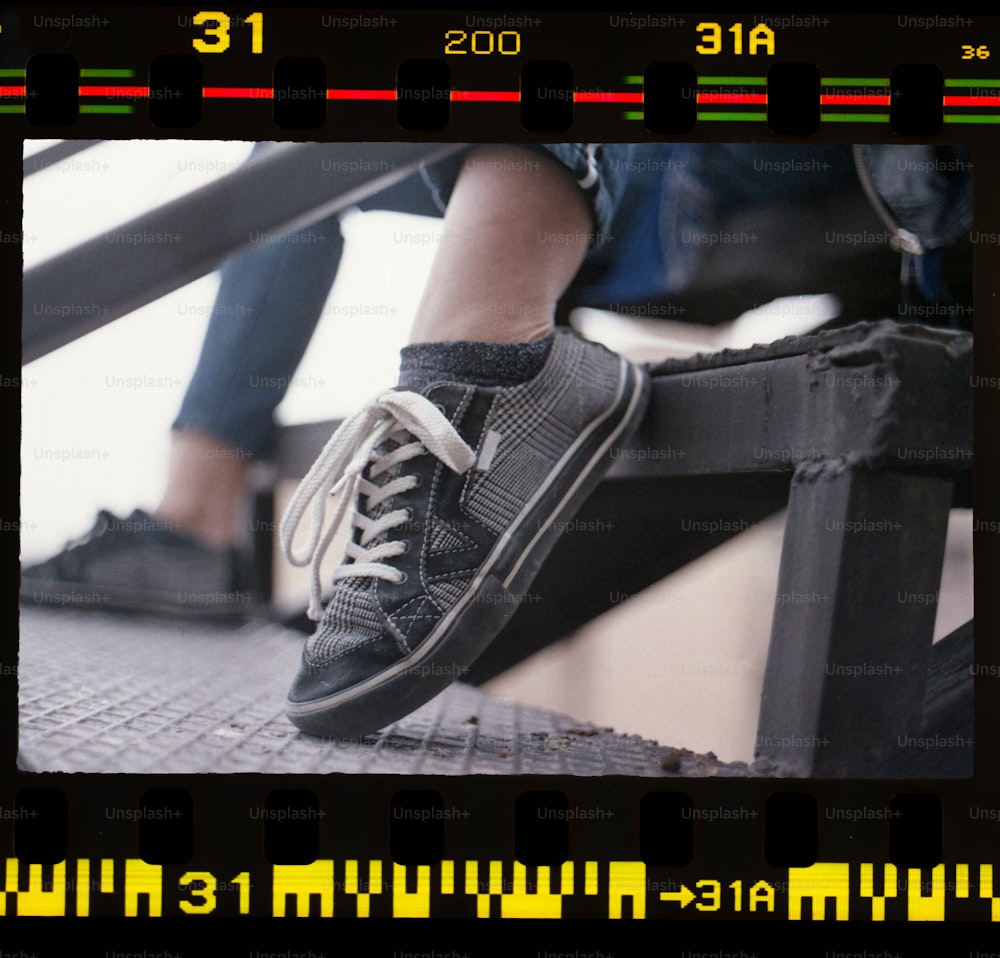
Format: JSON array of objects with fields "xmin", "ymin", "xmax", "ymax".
[{"xmin": 22, "ymin": 141, "xmax": 464, "ymax": 362}]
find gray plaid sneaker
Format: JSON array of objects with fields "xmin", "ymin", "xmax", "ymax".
[{"xmin": 279, "ymin": 328, "xmax": 649, "ymax": 738}]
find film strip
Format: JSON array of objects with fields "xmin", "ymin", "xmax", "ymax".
[{"xmin": 2, "ymin": 4, "xmax": 999, "ymax": 943}]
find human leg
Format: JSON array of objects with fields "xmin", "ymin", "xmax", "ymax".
[
  {"xmin": 21, "ymin": 160, "xmax": 444, "ymax": 612},
  {"xmin": 161, "ymin": 168, "xmax": 443, "ymax": 548},
  {"xmin": 409, "ymin": 144, "xmax": 593, "ymax": 344},
  {"xmin": 280, "ymin": 144, "xmax": 649, "ymax": 736}
]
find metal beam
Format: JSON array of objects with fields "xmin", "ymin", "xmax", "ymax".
[
  {"xmin": 611, "ymin": 320, "xmax": 972, "ymax": 479},
  {"xmin": 23, "ymin": 141, "xmax": 465, "ymax": 362},
  {"xmin": 22, "ymin": 139, "xmax": 102, "ymax": 178},
  {"xmin": 754, "ymin": 465, "xmax": 953, "ymax": 777},
  {"xmin": 273, "ymin": 322, "xmax": 972, "ymax": 483}
]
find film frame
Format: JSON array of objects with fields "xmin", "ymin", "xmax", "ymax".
[{"xmin": 3, "ymin": 3, "xmax": 999, "ymax": 945}]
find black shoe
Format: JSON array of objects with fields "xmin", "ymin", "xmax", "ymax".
[
  {"xmin": 20, "ymin": 509, "xmax": 264, "ymax": 619},
  {"xmin": 280, "ymin": 329, "xmax": 649, "ymax": 737}
]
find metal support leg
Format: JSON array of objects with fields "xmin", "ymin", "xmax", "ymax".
[{"xmin": 755, "ymin": 463, "xmax": 953, "ymax": 777}]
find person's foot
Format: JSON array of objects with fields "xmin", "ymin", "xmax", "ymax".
[
  {"xmin": 280, "ymin": 328, "xmax": 649, "ymax": 738},
  {"xmin": 20, "ymin": 509, "xmax": 264, "ymax": 619}
]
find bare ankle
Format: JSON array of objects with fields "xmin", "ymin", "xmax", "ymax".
[
  {"xmin": 152, "ymin": 506, "xmax": 237, "ymax": 550},
  {"xmin": 156, "ymin": 429, "xmax": 251, "ymax": 549}
]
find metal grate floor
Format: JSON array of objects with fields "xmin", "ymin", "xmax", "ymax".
[{"xmin": 17, "ymin": 608, "xmax": 751, "ymax": 776}]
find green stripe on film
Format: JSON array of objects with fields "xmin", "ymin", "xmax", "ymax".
[
  {"xmin": 80, "ymin": 68, "xmax": 135, "ymax": 78},
  {"xmin": 698, "ymin": 76, "xmax": 766, "ymax": 85},
  {"xmin": 0, "ymin": 68, "xmax": 26, "ymax": 77},
  {"xmin": 945, "ymin": 78, "xmax": 1000, "ymax": 87},
  {"xmin": 622, "ymin": 110, "xmax": 644, "ymax": 120},
  {"xmin": 821, "ymin": 112, "xmax": 889, "ymax": 122},
  {"xmin": 944, "ymin": 113, "xmax": 1000, "ymax": 123},
  {"xmin": 0, "ymin": 104, "xmax": 25, "ymax": 113},
  {"xmin": 79, "ymin": 104, "xmax": 134, "ymax": 114},
  {"xmin": 696, "ymin": 111, "xmax": 767, "ymax": 121},
  {"xmin": 821, "ymin": 77, "xmax": 889, "ymax": 86},
  {"xmin": 623, "ymin": 75, "xmax": 643, "ymax": 85}
]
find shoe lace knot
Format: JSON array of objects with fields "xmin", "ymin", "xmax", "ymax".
[{"xmin": 279, "ymin": 389, "xmax": 477, "ymax": 620}]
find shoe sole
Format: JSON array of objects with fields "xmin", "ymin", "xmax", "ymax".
[
  {"xmin": 286, "ymin": 356, "xmax": 650, "ymax": 739},
  {"xmin": 19, "ymin": 577, "xmax": 265, "ymax": 621}
]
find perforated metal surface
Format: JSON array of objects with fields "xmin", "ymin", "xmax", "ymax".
[{"xmin": 18, "ymin": 608, "xmax": 749, "ymax": 776}]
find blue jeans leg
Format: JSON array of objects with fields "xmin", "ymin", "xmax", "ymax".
[{"xmin": 172, "ymin": 168, "xmax": 440, "ymax": 459}]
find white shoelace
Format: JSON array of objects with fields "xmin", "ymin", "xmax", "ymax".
[{"xmin": 279, "ymin": 389, "xmax": 477, "ymax": 620}]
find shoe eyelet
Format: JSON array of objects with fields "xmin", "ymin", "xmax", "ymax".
[
  {"xmin": 410, "ymin": 474, "xmax": 423, "ymax": 490},
  {"xmin": 396, "ymin": 571, "xmax": 409, "ymax": 585},
  {"xmin": 399, "ymin": 540, "xmax": 411, "ymax": 555}
]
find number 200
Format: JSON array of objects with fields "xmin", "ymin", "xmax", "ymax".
[{"xmin": 444, "ymin": 30, "xmax": 521, "ymax": 55}]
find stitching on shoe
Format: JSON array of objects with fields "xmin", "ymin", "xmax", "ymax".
[
  {"xmin": 451, "ymin": 384, "xmax": 473, "ymax": 429},
  {"xmin": 425, "ymin": 517, "xmax": 478, "ymax": 556},
  {"xmin": 388, "ymin": 594, "xmax": 440, "ymax": 641},
  {"xmin": 425, "ymin": 563, "xmax": 483, "ymax": 579},
  {"xmin": 422, "ymin": 463, "xmax": 444, "ymax": 597}
]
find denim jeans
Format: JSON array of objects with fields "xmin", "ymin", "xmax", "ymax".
[{"xmin": 172, "ymin": 165, "xmax": 440, "ymax": 459}]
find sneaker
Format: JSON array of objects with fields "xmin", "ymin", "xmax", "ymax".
[
  {"xmin": 280, "ymin": 328, "xmax": 649, "ymax": 738},
  {"xmin": 20, "ymin": 509, "xmax": 264, "ymax": 619}
]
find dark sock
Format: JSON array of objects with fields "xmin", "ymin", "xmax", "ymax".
[{"xmin": 398, "ymin": 335, "xmax": 554, "ymax": 391}]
